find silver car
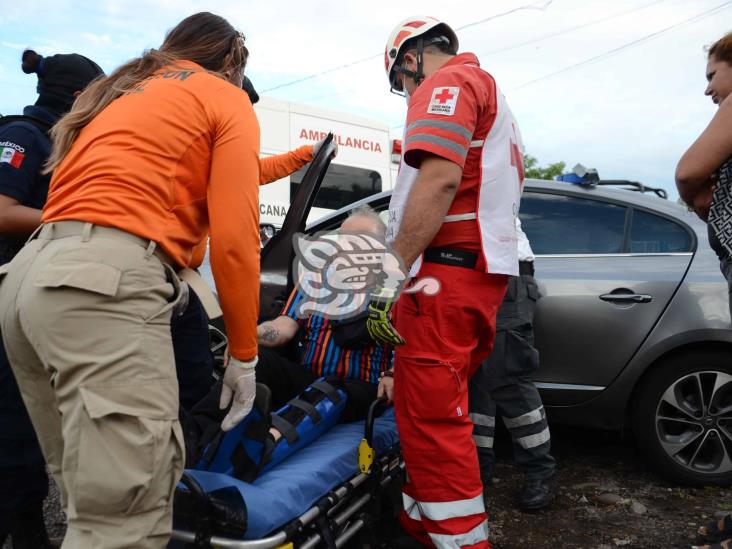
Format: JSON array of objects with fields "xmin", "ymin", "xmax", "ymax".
[
  {"xmin": 213, "ymin": 140, "xmax": 732, "ymax": 486},
  {"xmin": 515, "ymin": 179, "xmax": 731, "ymax": 487}
]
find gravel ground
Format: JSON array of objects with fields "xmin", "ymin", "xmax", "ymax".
[
  {"xmin": 487, "ymin": 424, "xmax": 728, "ymax": 549},
  {"xmin": 3, "ymin": 423, "xmax": 727, "ymax": 548}
]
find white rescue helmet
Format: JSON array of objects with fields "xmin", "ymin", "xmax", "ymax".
[{"xmin": 384, "ymin": 16, "xmax": 458, "ymax": 93}]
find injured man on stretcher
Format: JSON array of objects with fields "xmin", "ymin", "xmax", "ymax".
[{"xmin": 183, "ymin": 206, "xmax": 395, "ymax": 482}]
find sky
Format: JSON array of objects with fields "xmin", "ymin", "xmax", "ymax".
[{"xmin": 0, "ymin": 0, "xmax": 729, "ymax": 200}]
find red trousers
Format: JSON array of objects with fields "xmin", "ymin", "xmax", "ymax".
[{"xmin": 393, "ymin": 261, "xmax": 507, "ymax": 548}]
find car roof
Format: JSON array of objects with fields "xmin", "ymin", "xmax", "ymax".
[
  {"xmin": 309, "ymin": 177, "xmax": 703, "ymax": 233},
  {"xmin": 523, "ymin": 179, "xmax": 686, "ymax": 216}
]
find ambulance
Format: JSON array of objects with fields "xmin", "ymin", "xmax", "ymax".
[{"xmin": 255, "ymin": 96, "xmax": 398, "ymax": 230}]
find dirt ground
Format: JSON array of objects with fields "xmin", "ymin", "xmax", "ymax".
[
  {"xmin": 487, "ymin": 424, "xmax": 728, "ymax": 549},
  {"xmin": 4, "ymin": 423, "xmax": 728, "ymax": 549}
]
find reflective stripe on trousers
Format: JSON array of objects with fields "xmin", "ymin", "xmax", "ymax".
[
  {"xmin": 503, "ymin": 405, "xmax": 544, "ymax": 429},
  {"xmin": 515, "ymin": 426, "xmax": 551, "ymax": 449},
  {"xmin": 471, "ymin": 411, "xmax": 496, "ymax": 448},
  {"xmin": 504, "ymin": 406, "xmax": 550, "ymax": 449},
  {"xmin": 471, "ymin": 406, "xmax": 550, "ymax": 448},
  {"xmin": 430, "ymin": 520, "xmax": 491, "ymax": 549},
  {"xmin": 402, "ymin": 493, "xmax": 490, "ymax": 548},
  {"xmin": 402, "ymin": 493, "xmax": 485, "ymax": 522}
]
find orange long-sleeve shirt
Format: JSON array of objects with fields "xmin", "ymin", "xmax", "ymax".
[
  {"xmin": 259, "ymin": 145, "xmax": 313, "ymax": 185},
  {"xmin": 42, "ymin": 61, "xmax": 261, "ymax": 359}
]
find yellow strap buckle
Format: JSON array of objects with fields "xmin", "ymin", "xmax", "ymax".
[{"xmin": 358, "ymin": 437, "xmax": 375, "ymax": 473}]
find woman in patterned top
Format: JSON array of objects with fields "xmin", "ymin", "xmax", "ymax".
[
  {"xmin": 677, "ymin": 31, "xmax": 732, "ymax": 292},
  {"xmin": 676, "ymin": 31, "xmax": 732, "ymax": 549}
]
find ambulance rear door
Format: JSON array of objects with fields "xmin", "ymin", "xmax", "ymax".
[
  {"xmin": 288, "ymin": 105, "xmax": 391, "ymax": 225},
  {"xmin": 256, "ymin": 97, "xmax": 293, "ymax": 228}
]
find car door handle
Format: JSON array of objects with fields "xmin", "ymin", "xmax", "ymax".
[{"xmin": 599, "ymin": 293, "xmax": 653, "ymax": 304}]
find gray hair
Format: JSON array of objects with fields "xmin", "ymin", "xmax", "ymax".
[{"xmin": 347, "ymin": 204, "xmax": 387, "ymax": 235}]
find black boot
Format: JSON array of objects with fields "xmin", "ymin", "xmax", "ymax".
[
  {"xmin": 517, "ymin": 475, "xmax": 555, "ymax": 511},
  {"xmin": 9, "ymin": 502, "xmax": 58, "ymax": 549}
]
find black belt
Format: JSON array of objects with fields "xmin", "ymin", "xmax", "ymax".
[
  {"xmin": 423, "ymin": 247, "xmax": 535, "ymax": 276},
  {"xmin": 519, "ymin": 261, "xmax": 534, "ymax": 276},
  {"xmin": 423, "ymin": 247, "xmax": 478, "ymax": 269}
]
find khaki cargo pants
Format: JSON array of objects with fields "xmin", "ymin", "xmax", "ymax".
[{"xmin": 0, "ymin": 221, "xmax": 185, "ymax": 549}]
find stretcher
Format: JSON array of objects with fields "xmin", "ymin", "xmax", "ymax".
[{"xmin": 170, "ymin": 400, "xmax": 402, "ymax": 548}]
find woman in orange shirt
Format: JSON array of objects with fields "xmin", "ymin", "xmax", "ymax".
[
  {"xmin": 177, "ymin": 74, "xmax": 336, "ymax": 413},
  {"xmin": 0, "ymin": 12, "xmax": 259, "ymax": 548}
]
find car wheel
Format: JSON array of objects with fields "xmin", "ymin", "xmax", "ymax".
[
  {"xmin": 633, "ymin": 350, "xmax": 732, "ymax": 486},
  {"xmin": 208, "ymin": 316, "xmax": 227, "ymax": 381}
]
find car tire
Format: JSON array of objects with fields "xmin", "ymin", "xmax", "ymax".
[{"xmin": 633, "ymin": 349, "xmax": 732, "ymax": 486}]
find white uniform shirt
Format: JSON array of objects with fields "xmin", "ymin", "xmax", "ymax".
[{"xmin": 516, "ymin": 217, "xmax": 534, "ymax": 263}]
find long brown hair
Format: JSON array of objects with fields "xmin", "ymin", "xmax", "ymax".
[{"xmin": 45, "ymin": 12, "xmax": 248, "ymax": 172}]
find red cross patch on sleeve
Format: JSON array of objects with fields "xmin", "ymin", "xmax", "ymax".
[{"xmin": 427, "ymin": 86, "xmax": 460, "ymax": 116}]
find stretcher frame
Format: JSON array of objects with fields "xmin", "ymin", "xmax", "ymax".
[{"xmin": 171, "ymin": 399, "xmax": 403, "ymax": 549}]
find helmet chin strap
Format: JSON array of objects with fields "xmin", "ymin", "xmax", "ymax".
[{"xmin": 397, "ymin": 37, "xmax": 426, "ymax": 90}]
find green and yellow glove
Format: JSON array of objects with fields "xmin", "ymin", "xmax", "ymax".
[{"xmin": 367, "ymin": 287, "xmax": 405, "ymax": 346}]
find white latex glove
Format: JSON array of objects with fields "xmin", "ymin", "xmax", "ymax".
[
  {"xmin": 312, "ymin": 137, "xmax": 338, "ymax": 159},
  {"xmin": 219, "ymin": 355, "xmax": 258, "ymax": 431}
]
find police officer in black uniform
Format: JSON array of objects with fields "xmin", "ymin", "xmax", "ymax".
[
  {"xmin": 0, "ymin": 48, "xmax": 103, "ymax": 549},
  {"xmin": 469, "ymin": 219, "xmax": 556, "ymax": 511}
]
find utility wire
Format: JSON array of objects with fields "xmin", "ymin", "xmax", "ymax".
[
  {"xmin": 389, "ymin": 0, "xmax": 731, "ymax": 129},
  {"xmin": 390, "ymin": 1, "xmax": 732, "ymax": 130},
  {"xmin": 259, "ymin": 52, "xmax": 382, "ymax": 94},
  {"xmin": 454, "ymin": 0, "xmax": 555, "ymax": 31},
  {"xmin": 260, "ymin": 0, "xmax": 556, "ymax": 93},
  {"xmin": 477, "ymin": 0, "xmax": 669, "ymax": 57},
  {"xmin": 511, "ymin": 0, "xmax": 732, "ymax": 91},
  {"xmin": 303, "ymin": 0, "xmax": 670, "ymax": 104}
]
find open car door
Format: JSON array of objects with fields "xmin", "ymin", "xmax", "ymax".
[
  {"xmin": 206, "ymin": 134, "xmax": 335, "ymax": 373},
  {"xmin": 258, "ymin": 133, "xmax": 336, "ymax": 321}
]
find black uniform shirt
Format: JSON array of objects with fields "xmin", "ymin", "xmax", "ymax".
[{"xmin": 0, "ymin": 105, "xmax": 58, "ymax": 262}]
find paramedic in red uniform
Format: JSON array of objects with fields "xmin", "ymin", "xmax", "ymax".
[{"xmin": 368, "ymin": 17, "xmax": 524, "ymax": 548}]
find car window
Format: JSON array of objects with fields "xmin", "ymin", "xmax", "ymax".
[
  {"xmin": 520, "ymin": 193, "xmax": 627, "ymax": 255},
  {"xmin": 290, "ymin": 163, "xmax": 382, "ymax": 211},
  {"xmin": 629, "ymin": 210, "xmax": 692, "ymax": 253}
]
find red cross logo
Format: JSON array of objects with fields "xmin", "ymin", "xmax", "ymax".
[
  {"xmin": 434, "ymin": 88, "xmax": 455, "ymax": 104},
  {"xmin": 510, "ymin": 140, "xmax": 524, "ymax": 183},
  {"xmin": 509, "ymin": 123, "xmax": 524, "ymax": 185}
]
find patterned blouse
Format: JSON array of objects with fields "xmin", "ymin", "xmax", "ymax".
[{"xmin": 708, "ymin": 156, "xmax": 732, "ymax": 258}]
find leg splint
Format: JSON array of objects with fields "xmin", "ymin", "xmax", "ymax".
[{"xmin": 196, "ymin": 378, "xmax": 347, "ymax": 482}]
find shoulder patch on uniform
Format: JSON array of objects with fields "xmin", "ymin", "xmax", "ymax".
[
  {"xmin": 427, "ymin": 87, "xmax": 460, "ymax": 116},
  {"xmin": 0, "ymin": 142, "xmax": 26, "ymax": 169}
]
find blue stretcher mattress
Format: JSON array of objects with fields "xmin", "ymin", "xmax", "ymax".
[{"xmin": 182, "ymin": 407, "xmax": 399, "ymax": 540}]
